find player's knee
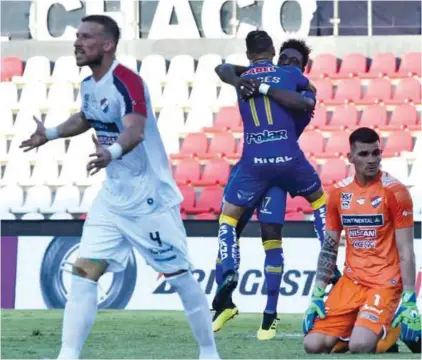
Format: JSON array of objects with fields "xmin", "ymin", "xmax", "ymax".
[
  {"xmin": 303, "ymin": 334, "xmax": 330, "ymax": 354},
  {"xmin": 70, "ymin": 258, "xmax": 108, "ymax": 282},
  {"xmin": 261, "ymin": 223, "xmax": 282, "ymax": 241},
  {"xmin": 349, "ymin": 338, "xmax": 377, "ymax": 354}
]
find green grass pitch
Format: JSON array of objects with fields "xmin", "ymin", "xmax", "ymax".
[{"xmin": 1, "ymin": 310, "xmax": 419, "ymax": 359}]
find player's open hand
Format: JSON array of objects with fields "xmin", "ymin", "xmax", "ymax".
[
  {"xmin": 87, "ymin": 135, "xmax": 112, "ymax": 176},
  {"xmin": 302, "ymin": 285, "xmax": 326, "ymax": 335},
  {"xmin": 235, "ymin": 78, "xmax": 259, "ymax": 100},
  {"xmin": 19, "ymin": 116, "xmax": 48, "ymax": 152}
]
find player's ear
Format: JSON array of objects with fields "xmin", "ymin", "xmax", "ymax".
[
  {"xmin": 103, "ymin": 38, "xmax": 114, "ymax": 52},
  {"xmin": 347, "ymin": 151, "xmax": 354, "ymax": 164}
]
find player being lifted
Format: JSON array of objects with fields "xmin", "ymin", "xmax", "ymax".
[
  {"xmin": 213, "ymin": 31, "xmax": 330, "ymax": 334},
  {"xmin": 20, "ymin": 15, "xmax": 219, "ymax": 360},
  {"xmin": 212, "ymin": 38, "xmax": 335, "ymax": 340},
  {"xmin": 303, "ymin": 127, "xmax": 421, "ymax": 353}
]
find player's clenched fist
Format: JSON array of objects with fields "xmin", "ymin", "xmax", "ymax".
[
  {"xmin": 87, "ymin": 135, "xmax": 112, "ymax": 176},
  {"xmin": 392, "ymin": 291, "xmax": 421, "ymax": 343},
  {"xmin": 19, "ymin": 116, "xmax": 49, "ymax": 152},
  {"xmin": 302, "ymin": 285, "xmax": 326, "ymax": 335}
]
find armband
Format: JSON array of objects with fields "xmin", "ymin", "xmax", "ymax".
[
  {"xmin": 45, "ymin": 127, "xmax": 59, "ymax": 141},
  {"xmin": 258, "ymin": 83, "xmax": 270, "ymax": 95}
]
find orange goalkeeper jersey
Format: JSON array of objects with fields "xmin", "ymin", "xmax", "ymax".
[{"xmin": 326, "ymin": 171, "xmax": 414, "ymax": 288}]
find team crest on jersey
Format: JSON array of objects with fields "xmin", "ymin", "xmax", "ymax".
[
  {"xmin": 100, "ymin": 98, "xmax": 109, "ymax": 113},
  {"xmin": 371, "ymin": 196, "xmax": 382, "ymax": 208},
  {"xmin": 341, "ymin": 192, "xmax": 353, "ymax": 209}
]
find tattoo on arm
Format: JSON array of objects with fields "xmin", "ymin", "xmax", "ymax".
[{"xmin": 316, "ymin": 232, "xmax": 340, "ymax": 285}]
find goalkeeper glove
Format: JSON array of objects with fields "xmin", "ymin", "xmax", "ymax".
[
  {"xmin": 392, "ymin": 290, "xmax": 421, "ymax": 343},
  {"xmin": 302, "ymin": 285, "xmax": 326, "ymax": 335}
]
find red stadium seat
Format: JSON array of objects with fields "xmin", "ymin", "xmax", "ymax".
[
  {"xmin": 386, "ymin": 78, "xmax": 421, "ymax": 105},
  {"xmin": 194, "ymin": 213, "xmax": 217, "ymax": 220},
  {"xmin": 173, "ymin": 159, "xmax": 201, "ymax": 185},
  {"xmin": 191, "ymin": 158, "xmax": 230, "ymax": 186},
  {"xmin": 383, "ymin": 131, "xmax": 413, "ymax": 157},
  {"xmin": 321, "ymin": 105, "xmax": 358, "ymax": 131},
  {"xmin": 206, "ymin": 106, "xmax": 241, "ymax": 132},
  {"xmin": 299, "ymin": 132, "xmax": 324, "ymax": 156},
  {"xmin": 380, "ymin": 104, "xmax": 419, "ymax": 131},
  {"xmin": 393, "ymin": 52, "xmax": 422, "ymax": 78},
  {"xmin": 309, "ymin": 53, "xmax": 338, "ymax": 79},
  {"xmin": 316, "ymin": 132, "xmax": 349, "ymax": 158},
  {"xmin": 200, "ymin": 132, "xmax": 236, "ymax": 159},
  {"xmin": 319, "ymin": 159, "xmax": 348, "ymax": 185},
  {"xmin": 358, "ymin": 79, "xmax": 392, "ymax": 105},
  {"xmin": 192, "ymin": 186, "xmax": 223, "ymax": 214},
  {"xmin": 286, "ymin": 195, "xmax": 312, "ymax": 214},
  {"xmin": 308, "ymin": 105, "xmax": 327, "ymax": 130},
  {"xmin": 326, "ymin": 79, "xmax": 362, "ymax": 105},
  {"xmin": 360, "ymin": 52, "xmax": 397, "ymax": 78},
  {"xmin": 356, "ymin": 105, "xmax": 388, "ymax": 129},
  {"xmin": 332, "ymin": 53, "xmax": 367, "ymax": 79},
  {"xmin": 313, "ymin": 79, "xmax": 333, "ymax": 103},
  {"xmin": 179, "ymin": 185, "xmax": 196, "ymax": 213},
  {"xmin": 1, "ymin": 57, "xmax": 23, "ymax": 81},
  {"xmin": 226, "ymin": 139, "xmax": 243, "ymax": 160},
  {"xmin": 171, "ymin": 132, "xmax": 208, "ymax": 160},
  {"xmin": 285, "ymin": 211, "xmax": 306, "ymax": 221}
]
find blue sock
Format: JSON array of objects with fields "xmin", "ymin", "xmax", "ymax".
[
  {"xmin": 215, "ymin": 252, "xmax": 223, "ymax": 287},
  {"xmin": 218, "ymin": 215, "xmax": 239, "ymax": 276},
  {"xmin": 263, "ymin": 240, "xmax": 284, "ymax": 314},
  {"xmin": 311, "ymin": 194, "xmax": 327, "ymax": 247}
]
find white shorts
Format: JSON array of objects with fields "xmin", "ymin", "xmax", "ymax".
[{"xmin": 78, "ymin": 196, "xmax": 191, "ymax": 273}]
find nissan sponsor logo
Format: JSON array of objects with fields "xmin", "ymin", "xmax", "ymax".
[{"xmin": 348, "ymin": 228, "xmax": 377, "ymax": 239}]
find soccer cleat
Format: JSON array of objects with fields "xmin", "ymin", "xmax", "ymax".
[
  {"xmin": 212, "ymin": 305, "xmax": 239, "ymax": 332},
  {"xmin": 212, "ymin": 270, "xmax": 239, "ymax": 311},
  {"xmin": 257, "ymin": 312, "xmax": 279, "ymax": 340}
]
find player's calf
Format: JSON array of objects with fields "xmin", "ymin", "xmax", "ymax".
[{"xmin": 348, "ymin": 326, "xmax": 379, "ymax": 353}]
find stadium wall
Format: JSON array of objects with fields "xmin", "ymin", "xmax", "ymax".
[
  {"xmin": 2, "ymin": 221, "xmax": 421, "ymax": 312},
  {"xmin": 1, "ymin": 36, "xmax": 421, "ymax": 60}
]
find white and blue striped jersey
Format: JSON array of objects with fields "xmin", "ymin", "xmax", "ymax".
[{"xmin": 80, "ymin": 60, "xmax": 182, "ymax": 215}]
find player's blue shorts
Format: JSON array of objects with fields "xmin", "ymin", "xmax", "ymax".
[{"xmin": 224, "ymin": 153, "xmax": 321, "ymax": 209}]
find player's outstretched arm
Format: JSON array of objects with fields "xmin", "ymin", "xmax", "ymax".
[
  {"xmin": 215, "ymin": 63, "xmax": 248, "ymax": 84},
  {"xmin": 20, "ymin": 112, "xmax": 91, "ymax": 152}
]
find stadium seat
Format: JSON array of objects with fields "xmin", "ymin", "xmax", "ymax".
[
  {"xmin": 140, "ymin": 54, "xmax": 167, "ymax": 85},
  {"xmin": 179, "ymin": 185, "xmax": 196, "ymax": 213},
  {"xmin": 158, "ymin": 121, "xmax": 180, "ymax": 155},
  {"xmin": 0, "ymin": 212, "xmax": 16, "ymax": 220},
  {"xmin": 194, "ymin": 213, "xmax": 217, "ymax": 220},
  {"xmin": 190, "ymin": 186, "xmax": 223, "ymax": 214},
  {"xmin": 117, "ymin": 54, "xmax": 138, "ymax": 72},
  {"xmin": 361, "ymin": 52, "xmax": 397, "ymax": 78},
  {"xmin": 21, "ymin": 212, "xmax": 45, "ymax": 220},
  {"xmin": 216, "ymin": 83, "xmax": 238, "ymax": 107},
  {"xmin": 0, "ymin": 108, "xmax": 14, "ymax": 136},
  {"xmin": 12, "ymin": 108, "xmax": 41, "ymax": 136},
  {"xmin": 1, "ymin": 57, "xmax": 23, "ymax": 81},
  {"xmin": 191, "ymin": 158, "xmax": 230, "ymax": 186},
  {"xmin": 50, "ymin": 212, "xmax": 74, "ymax": 220},
  {"xmin": 356, "ymin": 105, "xmax": 388, "ymax": 129},
  {"xmin": 225, "ymin": 53, "xmax": 249, "ymax": 66},
  {"xmin": 407, "ymin": 158, "xmax": 422, "ymax": 187},
  {"xmin": 1, "ymin": 158, "xmax": 31, "ymax": 186},
  {"xmin": 68, "ymin": 185, "xmax": 100, "ymax": 213},
  {"xmin": 316, "ymin": 132, "xmax": 349, "ymax": 158},
  {"xmin": 308, "ymin": 105, "xmax": 327, "ymax": 130},
  {"xmin": 161, "ymin": 82, "xmax": 189, "ymax": 108},
  {"xmin": 0, "ymin": 184, "xmax": 24, "ymax": 212},
  {"xmin": 166, "ymin": 54, "xmax": 195, "ymax": 84},
  {"xmin": 386, "ymin": 78, "xmax": 421, "ymax": 105},
  {"xmin": 188, "ymin": 80, "xmax": 218, "ymax": 109},
  {"xmin": 383, "ymin": 131, "xmax": 413, "ymax": 157},
  {"xmin": 19, "ymin": 157, "xmax": 59, "ymax": 186},
  {"xmin": 13, "ymin": 55, "xmax": 51, "ymax": 84},
  {"xmin": 66, "ymin": 130, "xmax": 96, "ymax": 159},
  {"xmin": 200, "ymin": 132, "xmax": 236, "ymax": 159},
  {"xmin": 18, "ymin": 82, "xmax": 47, "ymax": 110},
  {"xmin": 40, "ymin": 185, "xmax": 80, "ymax": 213},
  {"xmin": 12, "ymin": 185, "xmax": 52, "ymax": 214},
  {"xmin": 308, "ymin": 53, "xmax": 338, "ymax": 79},
  {"xmin": 285, "ymin": 211, "xmax": 306, "ymax": 221},
  {"xmin": 194, "ymin": 53, "xmax": 222, "ymax": 85},
  {"xmin": 36, "ymin": 139, "xmax": 66, "ymax": 162},
  {"xmin": 299, "ymin": 132, "xmax": 324, "ymax": 156},
  {"xmin": 173, "ymin": 158, "xmax": 201, "ymax": 185},
  {"xmin": 0, "ymin": 81, "xmax": 18, "ymax": 109},
  {"xmin": 319, "ymin": 159, "xmax": 348, "ymax": 185},
  {"xmin": 51, "ymin": 159, "xmax": 89, "ymax": 186},
  {"xmin": 358, "ymin": 79, "xmax": 392, "ymax": 105},
  {"xmin": 381, "ymin": 157, "xmax": 409, "ymax": 184},
  {"xmin": 380, "ymin": 104, "xmax": 419, "ymax": 131},
  {"xmin": 209, "ymin": 106, "xmax": 242, "ymax": 132},
  {"xmin": 313, "ymin": 79, "xmax": 333, "ymax": 103},
  {"xmin": 44, "ymin": 108, "xmax": 71, "ymax": 129},
  {"xmin": 321, "ymin": 105, "xmax": 357, "ymax": 130},
  {"xmin": 327, "ymin": 79, "xmax": 362, "ymax": 105},
  {"xmin": 51, "ymin": 56, "xmax": 80, "ymax": 84},
  {"xmin": 8, "ymin": 135, "xmax": 37, "ymax": 162},
  {"xmin": 45, "ymin": 81, "xmax": 75, "ymax": 109},
  {"xmin": 286, "ymin": 195, "xmax": 312, "ymax": 214},
  {"xmin": 393, "ymin": 52, "xmax": 421, "ymax": 78},
  {"xmin": 146, "ymin": 79, "xmax": 163, "ymax": 109},
  {"xmin": 171, "ymin": 132, "xmax": 208, "ymax": 160},
  {"xmin": 157, "ymin": 106, "xmax": 185, "ymax": 134},
  {"xmin": 184, "ymin": 107, "xmax": 214, "ymax": 133},
  {"xmin": 0, "ymin": 136, "xmax": 6, "ymax": 162},
  {"xmin": 409, "ymin": 186, "xmax": 422, "ymax": 216},
  {"xmin": 225, "ymin": 139, "xmax": 244, "ymax": 160},
  {"xmin": 332, "ymin": 53, "xmax": 367, "ymax": 79}
]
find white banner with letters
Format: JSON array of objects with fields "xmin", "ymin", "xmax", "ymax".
[{"xmin": 14, "ymin": 237, "xmax": 422, "ymax": 312}]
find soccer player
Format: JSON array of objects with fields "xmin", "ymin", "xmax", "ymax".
[
  {"xmin": 303, "ymin": 127, "xmax": 421, "ymax": 354},
  {"xmin": 19, "ymin": 15, "xmax": 219, "ymax": 360},
  {"xmin": 212, "ymin": 36, "xmax": 335, "ymax": 339}
]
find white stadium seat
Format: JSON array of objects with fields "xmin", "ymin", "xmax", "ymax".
[
  {"xmin": 184, "ymin": 107, "xmax": 213, "ymax": 133},
  {"xmin": 0, "ymin": 82, "xmax": 18, "ymax": 109},
  {"xmin": 53, "ymin": 159, "xmax": 89, "ymax": 186},
  {"xmin": 0, "ymin": 108, "xmax": 14, "ymax": 136},
  {"xmin": 145, "ymin": 79, "xmax": 163, "ymax": 109},
  {"xmin": 13, "ymin": 55, "xmax": 51, "ymax": 84},
  {"xmin": 158, "ymin": 121, "xmax": 180, "ymax": 155},
  {"xmin": 117, "ymin": 54, "xmax": 138, "ymax": 72},
  {"xmin": 189, "ymin": 80, "xmax": 218, "ymax": 109},
  {"xmin": 140, "ymin": 54, "xmax": 167, "ymax": 85},
  {"xmin": 166, "ymin": 54, "xmax": 195, "ymax": 84},
  {"xmin": 0, "ymin": 136, "xmax": 7, "ymax": 162},
  {"xmin": 1, "ymin": 158, "xmax": 31, "ymax": 186},
  {"xmin": 161, "ymin": 82, "xmax": 189, "ymax": 108},
  {"xmin": 68, "ymin": 185, "xmax": 101, "ymax": 213},
  {"xmin": 44, "ymin": 81, "xmax": 75, "ymax": 110},
  {"xmin": 41, "ymin": 185, "xmax": 80, "ymax": 213},
  {"xmin": 21, "ymin": 212, "xmax": 45, "ymax": 220},
  {"xmin": 12, "ymin": 185, "xmax": 52, "ymax": 213},
  {"xmin": 408, "ymin": 158, "xmax": 422, "ymax": 186},
  {"xmin": 66, "ymin": 130, "xmax": 95, "ymax": 159},
  {"xmin": 18, "ymin": 82, "xmax": 47, "ymax": 110},
  {"xmin": 51, "ymin": 56, "xmax": 80, "ymax": 84},
  {"xmin": 36, "ymin": 139, "xmax": 66, "ymax": 161},
  {"xmin": 0, "ymin": 184, "xmax": 24, "ymax": 212},
  {"xmin": 194, "ymin": 53, "xmax": 222, "ymax": 85},
  {"xmin": 12, "ymin": 108, "xmax": 42, "ymax": 136},
  {"xmin": 381, "ymin": 157, "xmax": 409, "ymax": 185},
  {"xmin": 8, "ymin": 136, "xmax": 37, "ymax": 162},
  {"xmin": 225, "ymin": 52, "xmax": 249, "ymax": 66},
  {"xmin": 19, "ymin": 158, "xmax": 59, "ymax": 186},
  {"xmin": 157, "ymin": 106, "xmax": 185, "ymax": 134},
  {"xmin": 50, "ymin": 212, "xmax": 74, "ymax": 220},
  {"xmin": 44, "ymin": 108, "xmax": 71, "ymax": 128},
  {"xmin": 0, "ymin": 211, "xmax": 16, "ymax": 220},
  {"xmin": 216, "ymin": 83, "xmax": 238, "ymax": 107}
]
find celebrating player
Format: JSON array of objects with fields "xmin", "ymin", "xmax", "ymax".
[
  {"xmin": 212, "ymin": 35, "xmax": 338, "ymax": 340},
  {"xmin": 303, "ymin": 127, "xmax": 421, "ymax": 354},
  {"xmin": 20, "ymin": 15, "xmax": 219, "ymax": 360}
]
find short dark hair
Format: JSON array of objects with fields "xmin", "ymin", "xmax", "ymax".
[
  {"xmin": 81, "ymin": 14, "xmax": 120, "ymax": 46},
  {"xmin": 279, "ymin": 39, "xmax": 311, "ymax": 68},
  {"xmin": 349, "ymin": 127, "xmax": 380, "ymax": 147},
  {"xmin": 246, "ymin": 30, "xmax": 273, "ymax": 53}
]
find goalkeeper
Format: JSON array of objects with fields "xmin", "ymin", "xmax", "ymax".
[{"xmin": 302, "ymin": 127, "xmax": 421, "ymax": 354}]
